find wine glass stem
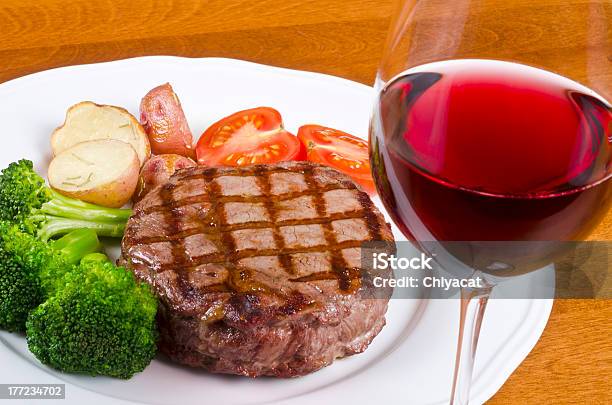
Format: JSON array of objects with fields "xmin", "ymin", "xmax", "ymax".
[{"xmin": 450, "ymin": 279, "xmax": 493, "ymax": 405}]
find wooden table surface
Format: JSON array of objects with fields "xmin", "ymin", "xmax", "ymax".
[{"xmin": 0, "ymin": 0, "xmax": 610, "ymax": 403}]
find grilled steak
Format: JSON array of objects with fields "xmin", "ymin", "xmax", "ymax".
[{"xmin": 120, "ymin": 161, "xmax": 394, "ymax": 377}]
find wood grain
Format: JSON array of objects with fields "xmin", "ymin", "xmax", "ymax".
[{"xmin": 0, "ymin": 0, "xmax": 610, "ymax": 403}]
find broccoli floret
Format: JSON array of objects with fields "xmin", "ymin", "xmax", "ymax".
[
  {"xmin": 0, "ymin": 224, "xmax": 100, "ymax": 332},
  {"xmin": 0, "ymin": 228, "xmax": 43, "ymax": 332},
  {"xmin": 0, "ymin": 159, "xmax": 131, "ymax": 241},
  {"xmin": 26, "ymin": 257, "xmax": 158, "ymax": 379},
  {"xmin": 0, "ymin": 250, "xmax": 41, "ymax": 332}
]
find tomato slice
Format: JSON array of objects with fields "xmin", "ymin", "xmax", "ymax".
[
  {"xmin": 196, "ymin": 107, "xmax": 305, "ymax": 166},
  {"xmin": 297, "ymin": 125, "xmax": 376, "ymax": 194}
]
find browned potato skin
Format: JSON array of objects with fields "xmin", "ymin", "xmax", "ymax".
[
  {"xmin": 140, "ymin": 83, "xmax": 196, "ymax": 158},
  {"xmin": 133, "ymin": 154, "xmax": 197, "ymax": 202}
]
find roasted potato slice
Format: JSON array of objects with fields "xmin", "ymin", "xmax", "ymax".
[
  {"xmin": 51, "ymin": 101, "xmax": 151, "ymax": 166},
  {"xmin": 48, "ymin": 139, "xmax": 140, "ymax": 208}
]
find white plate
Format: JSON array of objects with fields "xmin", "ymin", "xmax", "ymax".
[{"xmin": 0, "ymin": 57, "xmax": 553, "ymax": 405}]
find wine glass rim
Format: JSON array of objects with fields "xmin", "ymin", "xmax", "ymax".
[
  {"xmin": 374, "ymin": 58, "xmax": 612, "ymax": 198},
  {"xmin": 380, "ymin": 58, "xmax": 611, "ymax": 108}
]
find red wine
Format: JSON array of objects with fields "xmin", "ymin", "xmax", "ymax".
[{"xmin": 371, "ymin": 60, "xmax": 612, "ymax": 244}]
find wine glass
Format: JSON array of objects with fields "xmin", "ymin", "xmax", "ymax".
[{"xmin": 369, "ymin": 0, "xmax": 611, "ymax": 403}]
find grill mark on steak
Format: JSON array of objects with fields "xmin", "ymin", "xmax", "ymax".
[
  {"xmin": 136, "ymin": 161, "xmax": 359, "ymax": 215},
  {"xmin": 203, "ymin": 168, "xmax": 247, "ymax": 294},
  {"xmin": 148, "ymin": 239, "xmax": 369, "ymax": 273},
  {"xmin": 138, "ymin": 183, "xmax": 350, "ymax": 215},
  {"xmin": 130, "ymin": 210, "xmax": 369, "ymax": 244},
  {"xmin": 290, "ymin": 266, "xmax": 362, "ymax": 285},
  {"xmin": 198, "ymin": 168, "xmax": 291, "ymax": 302},
  {"xmin": 178, "ymin": 165, "xmax": 323, "ymax": 181},
  {"xmin": 158, "ymin": 181, "xmax": 199, "ymax": 294},
  {"xmin": 303, "ymin": 169, "xmax": 358, "ymax": 293},
  {"xmin": 159, "ymin": 183, "xmax": 185, "ymax": 265},
  {"xmin": 204, "ymin": 168, "xmax": 234, "ymax": 254},
  {"xmin": 356, "ymin": 191, "xmax": 382, "ymax": 241},
  {"xmin": 253, "ymin": 165, "xmax": 293, "ymax": 275}
]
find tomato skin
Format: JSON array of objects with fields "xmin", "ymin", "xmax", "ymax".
[
  {"xmin": 293, "ymin": 139, "xmax": 308, "ymax": 161},
  {"xmin": 297, "ymin": 125, "xmax": 376, "ymax": 194},
  {"xmin": 196, "ymin": 107, "xmax": 304, "ymax": 166}
]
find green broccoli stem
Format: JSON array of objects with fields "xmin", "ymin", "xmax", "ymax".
[
  {"xmin": 80, "ymin": 252, "xmax": 111, "ymax": 265},
  {"xmin": 34, "ymin": 216, "xmax": 127, "ymax": 242},
  {"xmin": 40, "ymin": 190, "xmax": 132, "ymax": 223},
  {"xmin": 51, "ymin": 229, "xmax": 101, "ymax": 265}
]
